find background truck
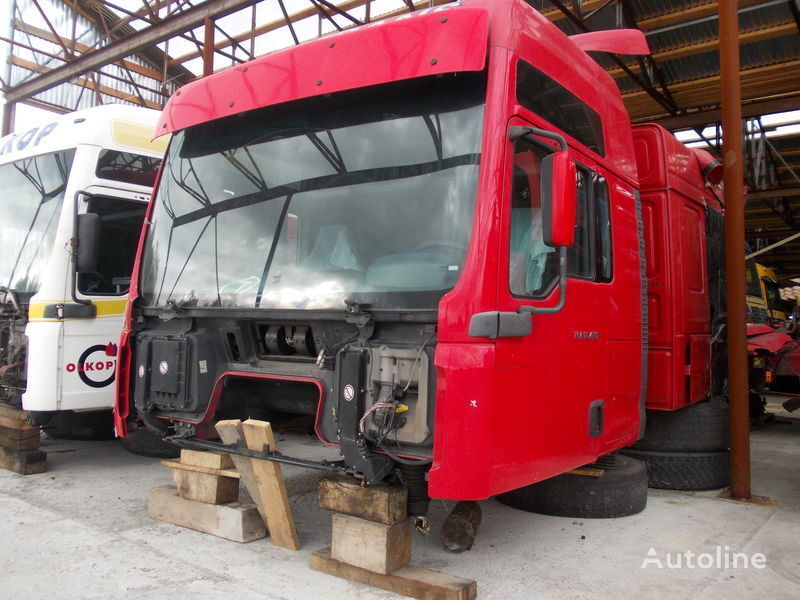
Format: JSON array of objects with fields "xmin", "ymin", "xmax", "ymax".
[
  {"xmin": 115, "ymin": 0, "xmax": 730, "ymax": 518},
  {"xmin": 0, "ymin": 104, "xmax": 165, "ymax": 438}
]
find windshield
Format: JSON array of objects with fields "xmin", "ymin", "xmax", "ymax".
[
  {"xmin": 745, "ymin": 260, "xmax": 762, "ymax": 299},
  {"xmin": 763, "ymin": 279, "xmax": 782, "ymax": 312},
  {"xmin": 0, "ymin": 149, "xmax": 75, "ymax": 293},
  {"xmin": 140, "ymin": 74, "xmax": 486, "ymax": 310}
]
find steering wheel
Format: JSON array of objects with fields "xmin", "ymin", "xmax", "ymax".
[{"xmin": 413, "ymin": 241, "xmax": 466, "ymax": 255}]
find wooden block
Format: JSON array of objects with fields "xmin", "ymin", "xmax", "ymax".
[
  {"xmin": 160, "ymin": 460, "xmax": 240, "ymax": 479},
  {"xmin": 331, "ymin": 513, "xmax": 411, "ymax": 574},
  {"xmin": 318, "ymin": 476, "xmax": 407, "ymax": 525},
  {"xmin": 147, "ymin": 485, "xmax": 267, "ymax": 543},
  {"xmin": 179, "ymin": 448, "xmax": 234, "ymax": 470},
  {"xmin": 241, "ymin": 419, "xmax": 301, "ymax": 550},
  {"xmin": 0, "ymin": 405, "xmax": 36, "ymax": 431},
  {"xmin": 170, "ymin": 468, "xmax": 239, "ymax": 504},
  {"xmin": 215, "ymin": 420, "xmax": 269, "ymax": 525},
  {"xmin": 0, "ymin": 424, "xmax": 41, "ymax": 451},
  {"xmin": 565, "ymin": 467, "xmax": 604, "ymax": 478},
  {"xmin": 310, "ymin": 548, "xmax": 477, "ymax": 600},
  {"xmin": 0, "ymin": 447, "xmax": 46, "ymax": 475}
]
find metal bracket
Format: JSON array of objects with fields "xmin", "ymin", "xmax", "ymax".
[{"xmin": 170, "ymin": 437, "xmax": 350, "ymax": 474}]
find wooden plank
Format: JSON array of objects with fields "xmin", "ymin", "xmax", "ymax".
[
  {"xmin": 179, "ymin": 449, "xmax": 235, "ymax": 470},
  {"xmin": 318, "ymin": 476, "xmax": 407, "ymax": 525},
  {"xmin": 310, "ymin": 548, "xmax": 477, "ymax": 600},
  {"xmin": 0, "ymin": 447, "xmax": 46, "ymax": 475},
  {"xmin": 607, "ymin": 22, "xmax": 798, "ymax": 78},
  {"xmin": 637, "ymin": 0, "xmax": 765, "ymax": 31},
  {"xmin": 215, "ymin": 420, "xmax": 269, "ymax": 525},
  {"xmin": 240, "ymin": 419, "xmax": 301, "ymax": 551},
  {"xmin": 331, "ymin": 514, "xmax": 411, "ymax": 574},
  {"xmin": 170, "ymin": 468, "xmax": 239, "ymax": 505},
  {"xmin": 566, "ymin": 468, "xmax": 605, "ymax": 478},
  {"xmin": 147, "ymin": 485, "xmax": 267, "ymax": 543},
  {"xmin": 0, "ymin": 405, "xmax": 36, "ymax": 431},
  {"xmin": 0, "ymin": 424, "xmax": 41, "ymax": 451},
  {"xmin": 160, "ymin": 460, "xmax": 240, "ymax": 478}
]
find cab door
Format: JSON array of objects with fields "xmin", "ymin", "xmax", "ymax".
[{"xmin": 490, "ymin": 117, "xmax": 639, "ymax": 489}]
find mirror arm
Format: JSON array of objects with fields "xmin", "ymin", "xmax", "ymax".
[
  {"xmin": 509, "ymin": 126, "xmax": 568, "ymax": 152},
  {"xmin": 519, "ymin": 246, "xmax": 568, "ymax": 315},
  {"xmin": 71, "ymin": 189, "xmax": 94, "ymax": 307}
]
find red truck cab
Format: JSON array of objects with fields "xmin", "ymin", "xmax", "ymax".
[{"xmin": 115, "ymin": 0, "xmax": 720, "ymax": 505}]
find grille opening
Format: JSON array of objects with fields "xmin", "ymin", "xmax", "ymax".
[
  {"xmin": 214, "ymin": 376, "xmax": 320, "ymax": 434},
  {"xmin": 226, "ymin": 331, "xmax": 243, "ymax": 362}
]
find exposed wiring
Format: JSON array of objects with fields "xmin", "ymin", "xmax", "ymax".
[
  {"xmin": 358, "ymin": 401, "xmax": 393, "ymax": 435},
  {"xmin": 401, "ymin": 332, "xmax": 435, "ymax": 393}
]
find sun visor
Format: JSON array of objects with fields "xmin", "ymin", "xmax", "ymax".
[
  {"xmin": 156, "ymin": 6, "xmax": 489, "ymax": 136},
  {"xmin": 570, "ymin": 30, "xmax": 650, "ymax": 56}
]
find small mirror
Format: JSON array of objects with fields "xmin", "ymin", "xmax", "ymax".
[
  {"xmin": 541, "ymin": 152, "xmax": 577, "ymax": 248},
  {"xmin": 77, "ymin": 213, "xmax": 101, "ymax": 273}
]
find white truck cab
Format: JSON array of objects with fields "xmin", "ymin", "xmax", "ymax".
[{"xmin": 0, "ymin": 104, "xmax": 167, "ymax": 432}]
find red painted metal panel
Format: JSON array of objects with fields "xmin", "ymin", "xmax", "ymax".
[
  {"xmin": 156, "ymin": 7, "xmax": 489, "ymax": 135},
  {"xmin": 634, "ymin": 124, "xmax": 718, "ymax": 412}
]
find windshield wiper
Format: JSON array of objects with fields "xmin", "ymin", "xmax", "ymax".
[
  {"xmin": 306, "ymin": 131, "xmax": 347, "ymax": 174},
  {"xmin": 254, "ymin": 194, "xmax": 293, "ymax": 308}
]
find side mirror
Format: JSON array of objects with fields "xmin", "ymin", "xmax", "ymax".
[
  {"xmin": 77, "ymin": 213, "xmax": 101, "ymax": 273},
  {"xmin": 541, "ymin": 152, "xmax": 577, "ymax": 248}
]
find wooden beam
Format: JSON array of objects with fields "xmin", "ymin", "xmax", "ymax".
[
  {"xmin": 240, "ymin": 419, "xmax": 300, "ymax": 551},
  {"xmin": 607, "ymin": 22, "xmax": 796, "ymax": 78},
  {"xmin": 5, "ymin": 0, "xmax": 259, "ymax": 104},
  {"xmin": 650, "ymin": 94, "xmax": 800, "ymax": 129},
  {"xmin": 10, "ymin": 56, "xmax": 161, "ymax": 109},
  {"xmin": 13, "ymin": 19, "xmax": 165, "ymax": 82},
  {"xmin": 541, "ymin": 0, "xmax": 613, "ymax": 21},
  {"xmin": 623, "ymin": 60, "xmax": 800, "ymax": 120},
  {"xmin": 636, "ymin": 0, "xmax": 766, "ymax": 31},
  {"xmin": 747, "ymin": 186, "xmax": 800, "ymax": 200},
  {"xmin": 168, "ymin": 0, "xmax": 451, "ymax": 66}
]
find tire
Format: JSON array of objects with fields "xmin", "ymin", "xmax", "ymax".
[
  {"xmin": 36, "ymin": 410, "xmax": 116, "ymax": 441},
  {"xmin": 119, "ymin": 428, "xmax": 181, "ymax": 459},
  {"xmin": 495, "ymin": 454, "xmax": 647, "ymax": 518},
  {"xmin": 633, "ymin": 399, "xmax": 729, "ymax": 452},
  {"xmin": 620, "ymin": 448, "xmax": 730, "ymax": 491}
]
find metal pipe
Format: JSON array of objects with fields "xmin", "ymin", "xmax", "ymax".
[
  {"xmin": 720, "ymin": 0, "xmax": 751, "ymax": 500},
  {"xmin": 203, "ymin": 16, "xmax": 214, "ymax": 77}
]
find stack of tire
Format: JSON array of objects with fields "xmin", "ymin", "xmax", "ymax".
[
  {"xmin": 621, "ymin": 398, "xmax": 730, "ymax": 490},
  {"xmin": 496, "ymin": 453, "xmax": 648, "ymax": 518}
]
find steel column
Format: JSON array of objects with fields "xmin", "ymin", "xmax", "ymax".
[
  {"xmin": 720, "ymin": 0, "xmax": 751, "ymax": 500},
  {"xmin": 203, "ymin": 16, "xmax": 214, "ymax": 76}
]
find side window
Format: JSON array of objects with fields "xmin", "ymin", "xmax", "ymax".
[
  {"xmin": 509, "ymin": 140, "xmax": 558, "ymax": 297},
  {"xmin": 567, "ymin": 170, "xmax": 613, "ymax": 282},
  {"xmin": 594, "ymin": 177, "xmax": 613, "ymax": 282},
  {"xmin": 96, "ymin": 150, "xmax": 161, "ymax": 187},
  {"xmin": 509, "ymin": 140, "xmax": 613, "ymax": 296},
  {"xmin": 78, "ymin": 197, "xmax": 147, "ymax": 295},
  {"xmin": 567, "ymin": 170, "xmax": 591, "ymax": 277}
]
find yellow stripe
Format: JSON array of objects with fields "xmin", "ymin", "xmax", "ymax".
[
  {"xmin": 111, "ymin": 119, "xmax": 169, "ymax": 154},
  {"xmin": 28, "ymin": 299, "xmax": 128, "ymax": 320}
]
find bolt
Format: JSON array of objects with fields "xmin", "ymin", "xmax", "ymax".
[
  {"xmin": 440, "ymin": 17, "xmax": 447, "ymax": 23},
  {"xmin": 329, "ymin": 41, "xmax": 335, "ymax": 47},
  {"xmin": 316, "ymin": 79, "xmax": 323, "ymax": 86},
  {"xmin": 430, "ymin": 58, "xmax": 438, "ymax": 65},
  {"xmin": 228, "ymin": 101, "xmax": 234, "ymax": 107}
]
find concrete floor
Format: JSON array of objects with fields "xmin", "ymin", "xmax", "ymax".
[{"xmin": 0, "ymin": 414, "xmax": 798, "ymax": 600}]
